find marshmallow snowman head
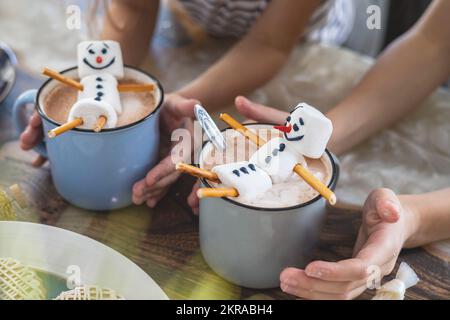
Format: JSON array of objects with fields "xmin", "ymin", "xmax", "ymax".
[
  {"xmin": 77, "ymin": 41, "xmax": 124, "ymax": 79},
  {"xmin": 212, "ymin": 161, "xmax": 272, "ymax": 201},
  {"xmin": 276, "ymin": 103, "xmax": 333, "ymax": 159}
]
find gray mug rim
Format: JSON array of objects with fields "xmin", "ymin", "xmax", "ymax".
[
  {"xmin": 35, "ymin": 65, "xmax": 164, "ymax": 133},
  {"xmin": 199, "ymin": 123, "xmax": 338, "ymax": 212}
]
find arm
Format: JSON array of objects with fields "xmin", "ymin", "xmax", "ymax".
[
  {"xmin": 177, "ymin": 0, "xmax": 320, "ymax": 110},
  {"xmin": 328, "ymin": 0, "xmax": 450, "ymax": 155},
  {"xmin": 101, "ymin": 0, "xmax": 159, "ymax": 66},
  {"xmin": 403, "ymin": 188, "xmax": 450, "ymax": 248}
]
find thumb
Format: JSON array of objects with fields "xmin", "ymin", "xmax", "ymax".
[
  {"xmin": 165, "ymin": 94, "xmax": 200, "ymax": 118},
  {"xmin": 364, "ymin": 188, "xmax": 402, "ymax": 224},
  {"xmin": 235, "ymin": 96, "xmax": 288, "ymax": 124}
]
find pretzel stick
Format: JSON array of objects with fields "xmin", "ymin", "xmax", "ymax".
[
  {"xmin": 293, "ymin": 164, "xmax": 336, "ymax": 205},
  {"xmin": 176, "ymin": 163, "xmax": 220, "ymax": 182},
  {"xmin": 197, "ymin": 187, "xmax": 239, "ymax": 199},
  {"xmin": 42, "ymin": 68, "xmax": 84, "ymax": 91},
  {"xmin": 219, "ymin": 113, "xmax": 337, "ymax": 205},
  {"xmin": 117, "ymin": 83, "xmax": 155, "ymax": 92},
  {"xmin": 48, "ymin": 118, "xmax": 83, "ymax": 138},
  {"xmin": 93, "ymin": 116, "xmax": 107, "ymax": 133},
  {"xmin": 219, "ymin": 113, "xmax": 265, "ymax": 146}
]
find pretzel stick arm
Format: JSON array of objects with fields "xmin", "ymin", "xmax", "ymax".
[
  {"xmin": 176, "ymin": 163, "xmax": 220, "ymax": 182},
  {"xmin": 293, "ymin": 164, "xmax": 336, "ymax": 205},
  {"xmin": 219, "ymin": 113, "xmax": 266, "ymax": 147},
  {"xmin": 197, "ymin": 188, "xmax": 239, "ymax": 198},
  {"xmin": 42, "ymin": 68, "xmax": 83, "ymax": 91},
  {"xmin": 117, "ymin": 84, "xmax": 155, "ymax": 92}
]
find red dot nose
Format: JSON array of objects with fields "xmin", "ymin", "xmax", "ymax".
[{"xmin": 96, "ymin": 56, "xmax": 103, "ymax": 64}]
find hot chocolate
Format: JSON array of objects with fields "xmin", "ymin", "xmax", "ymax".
[{"xmin": 43, "ymin": 79, "xmax": 157, "ymax": 128}]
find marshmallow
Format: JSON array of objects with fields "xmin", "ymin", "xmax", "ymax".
[
  {"xmin": 77, "ymin": 41, "xmax": 124, "ymax": 79},
  {"xmin": 250, "ymin": 137, "xmax": 306, "ymax": 184},
  {"xmin": 372, "ymin": 262, "xmax": 419, "ymax": 300},
  {"xmin": 68, "ymin": 98, "xmax": 117, "ymax": 130},
  {"xmin": 78, "ymin": 74, "xmax": 122, "ymax": 114},
  {"xmin": 278, "ymin": 103, "xmax": 333, "ymax": 159},
  {"xmin": 212, "ymin": 161, "xmax": 272, "ymax": 201}
]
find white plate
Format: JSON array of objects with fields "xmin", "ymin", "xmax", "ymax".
[{"xmin": 0, "ymin": 221, "xmax": 168, "ymax": 300}]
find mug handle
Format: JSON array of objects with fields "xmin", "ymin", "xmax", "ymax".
[{"xmin": 12, "ymin": 89, "xmax": 47, "ymax": 157}]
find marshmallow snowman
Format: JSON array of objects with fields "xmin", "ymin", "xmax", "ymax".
[
  {"xmin": 250, "ymin": 137, "xmax": 306, "ymax": 184},
  {"xmin": 212, "ymin": 161, "xmax": 272, "ymax": 201},
  {"xmin": 276, "ymin": 103, "xmax": 333, "ymax": 159},
  {"xmin": 69, "ymin": 41, "xmax": 125, "ymax": 129}
]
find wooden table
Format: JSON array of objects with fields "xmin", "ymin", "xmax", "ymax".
[{"xmin": 0, "ymin": 48, "xmax": 449, "ymax": 300}]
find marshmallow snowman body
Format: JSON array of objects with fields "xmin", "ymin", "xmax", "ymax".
[
  {"xmin": 77, "ymin": 41, "xmax": 124, "ymax": 79},
  {"xmin": 68, "ymin": 99, "xmax": 118, "ymax": 129},
  {"xmin": 212, "ymin": 161, "xmax": 272, "ymax": 201},
  {"xmin": 250, "ymin": 137, "xmax": 305, "ymax": 184},
  {"xmin": 78, "ymin": 74, "xmax": 122, "ymax": 114},
  {"xmin": 282, "ymin": 103, "xmax": 333, "ymax": 159}
]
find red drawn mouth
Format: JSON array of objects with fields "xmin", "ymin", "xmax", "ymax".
[{"xmin": 274, "ymin": 124, "xmax": 292, "ymax": 133}]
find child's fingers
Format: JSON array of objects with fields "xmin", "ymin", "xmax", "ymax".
[
  {"xmin": 30, "ymin": 112, "xmax": 42, "ymax": 128},
  {"xmin": 144, "ymin": 155, "xmax": 177, "ymax": 187},
  {"xmin": 364, "ymin": 188, "xmax": 401, "ymax": 223},
  {"xmin": 32, "ymin": 155, "xmax": 47, "ymax": 168},
  {"xmin": 146, "ymin": 190, "xmax": 169, "ymax": 208},
  {"xmin": 133, "ymin": 173, "xmax": 179, "ymax": 205},
  {"xmin": 235, "ymin": 96, "xmax": 288, "ymax": 124},
  {"xmin": 20, "ymin": 125, "xmax": 43, "ymax": 150},
  {"xmin": 187, "ymin": 180, "xmax": 200, "ymax": 215},
  {"xmin": 375, "ymin": 190, "xmax": 402, "ymax": 223},
  {"xmin": 280, "ymin": 268, "xmax": 367, "ymax": 295},
  {"xmin": 305, "ymin": 258, "xmax": 371, "ymax": 282},
  {"xmin": 281, "ymin": 281, "xmax": 367, "ymax": 300}
]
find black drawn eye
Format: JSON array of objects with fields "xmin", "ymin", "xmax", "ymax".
[
  {"xmin": 240, "ymin": 167, "xmax": 249, "ymax": 175},
  {"xmin": 101, "ymin": 48, "xmax": 107, "ymax": 54},
  {"xmin": 293, "ymin": 124, "xmax": 299, "ymax": 132},
  {"xmin": 299, "ymin": 118, "xmax": 305, "ymax": 126},
  {"xmin": 88, "ymin": 49, "xmax": 95, "ymax": 54},
  {"xmin": 286, "ymin": 116, "xmax": 291, "ymax": 122}
]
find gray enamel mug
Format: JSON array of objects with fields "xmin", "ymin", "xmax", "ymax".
[{"xmin": 198, "ymin": 123, "xmax": 339, "ymax": 289}]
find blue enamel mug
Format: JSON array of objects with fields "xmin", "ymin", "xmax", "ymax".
[{"xmin": 13, "ymin": 66, "xmax": 164, "ymax": 210}]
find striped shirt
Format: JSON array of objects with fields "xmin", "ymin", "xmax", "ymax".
[{"xmin": 178, "ymin": 0, "xmax": 355, "ymax": 45}]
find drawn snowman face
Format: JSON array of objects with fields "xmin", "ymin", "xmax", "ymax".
[
  {"xmin": 275, "ymin": 104, "xmax": 306, "ymax": 142},
  {"xmin": 77, "ymin": 41, "xmax": 124, "ymax": 79},
  {"xmin": 274, "ymin": 103, "xmax": 333, "ymax": 159}
]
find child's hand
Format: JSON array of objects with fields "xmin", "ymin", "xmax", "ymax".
[
  {"xmin": 280, "ymin": 188, "xmax": 418, "ymax": 300},
  {"xmin": 132, "ymin": 93, "xmax": 199, "ymax": 208},
  {"xmin": 19, "ymin": 112, "xmax": 47, "ymax": 167},
  {"xmin": 234, "ymin": 96, "xmax": 288, "ymax": 125}
]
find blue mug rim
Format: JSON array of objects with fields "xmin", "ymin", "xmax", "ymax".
[
  {"xmin": 199, "ymin": 123, "xmax": 339, "ymax": 212},
  {"xmin": 35, "ymin": 65, "xmax": 164, "ymax": 133}
]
